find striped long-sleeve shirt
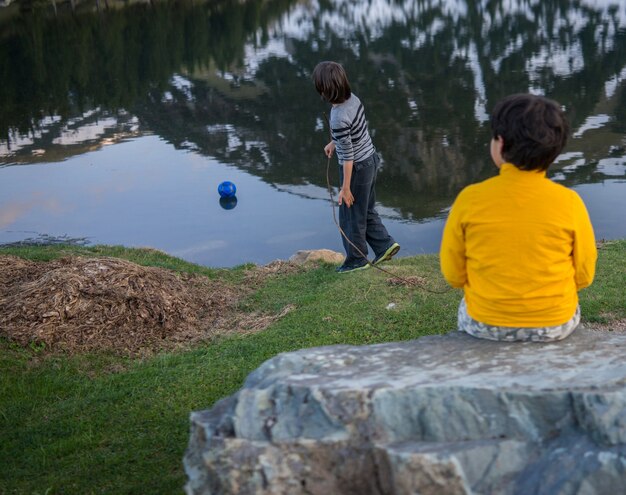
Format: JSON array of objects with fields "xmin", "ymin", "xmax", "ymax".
[{"xmin": 330, "ymin": 94, "xmax": 375, "ymax": 165}]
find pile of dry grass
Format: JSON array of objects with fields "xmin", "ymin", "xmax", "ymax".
[{"xmin": 0, "ymin": 255, "xmax": 294, "ymax": 355}]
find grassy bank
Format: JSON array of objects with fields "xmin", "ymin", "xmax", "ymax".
[{"xmin": 1, "ymin": 241, "xmax": 624, "ymax": 494}]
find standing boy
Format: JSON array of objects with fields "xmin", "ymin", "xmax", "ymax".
[
  {"xmin": 312, "ymin": 61, "xmax": 400, "ymax": 273},
  {"xmin": 440, "ymin": 93, "xmax": 597, "ymax": 341}
]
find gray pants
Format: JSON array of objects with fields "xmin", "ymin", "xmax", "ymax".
[
  {"xmin": 457, "ymin": 297, "xmax": 580, "ymax": 342},
  {"xmin": 339, "ymin": 153, "xmax": 395, "ymax": 265}
]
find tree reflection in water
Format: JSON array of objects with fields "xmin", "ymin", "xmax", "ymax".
[{"xmin": 0, "ymin": 0, "xmax": 625, "ymax": 224}]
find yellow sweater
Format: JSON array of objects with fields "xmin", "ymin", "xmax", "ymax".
[{"xmin": 440, "ymin": 163, "xmax": 597, "ymax": 327}]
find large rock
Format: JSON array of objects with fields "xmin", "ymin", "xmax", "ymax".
[
  {"xmin": 184, "ymin": 330, "xmax": 626, "ymax": 494},
  {"xmin": 289, "ymin": 249, "xmax": 344, "ymax": 265}
]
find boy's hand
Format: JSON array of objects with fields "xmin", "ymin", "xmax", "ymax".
[
  {"xmin": 338, "ymin": 187, "xmax": 354, "ymax": 208},
  {"xmin": 324, "ymin": 142, "xmax": 335, "ymax": 158}
]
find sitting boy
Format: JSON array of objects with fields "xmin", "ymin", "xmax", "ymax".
[{"xmin": 440, "ymin": 93, "xmax": 597, "ymax": 342}]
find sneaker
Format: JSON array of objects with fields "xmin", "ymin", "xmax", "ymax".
[
  {"xmin": 335, "ymin": 259, "xmax": 370, "ymax": 273},
  {"xmin": 373, "ymin": 242, "xmax": 400, "ymax": 265}
]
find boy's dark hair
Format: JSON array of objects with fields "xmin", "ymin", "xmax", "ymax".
[
  {"xmin": 490, "ymin": 93, "xmax": 569, "ymax": 171},
  {"xmin": 312, "ymin": 61, "xmax": 351, "ymax": 104}
]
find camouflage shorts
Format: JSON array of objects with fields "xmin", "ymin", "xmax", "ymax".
[{"xmin": 457, "ymin": 298, "xmax": 580, "ymax": 342}]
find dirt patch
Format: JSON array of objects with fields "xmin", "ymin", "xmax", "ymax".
[
  {"xmin": 387, "ymin": 275, "xmax": 428, "ymax": 287},
  {"xmin": 585, "ymin": 317, "xmax": 626, "ymax": 333},
  {"xmin": 0, "ymin": 255, "xmax": 297, "ymax": 356}
]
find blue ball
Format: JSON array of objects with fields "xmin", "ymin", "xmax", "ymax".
[{"xmin": 218, "ymin": 181, "xmax": 237, "ymax": 198}]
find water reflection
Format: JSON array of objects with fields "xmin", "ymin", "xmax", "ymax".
[
  {"xmin": 0, "ymin": 0, "xmax": 625, "ymax": 265},
  {"xmin": 219, "ymin": 197, "xmax": 238, "ymax": 210}
]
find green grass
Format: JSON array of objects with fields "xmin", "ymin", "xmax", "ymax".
[
  {"xmin": 578, "ymin": 240, "xmax": 626, "ymax": 323},
  {"xmin": 0, "ymin": 240, "xmax": 624, "ymax": 494}
]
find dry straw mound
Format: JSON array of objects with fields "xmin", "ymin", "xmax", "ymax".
[{"xmin": 0, "ymin": 255, "xmax": 241, "ymax": 355}]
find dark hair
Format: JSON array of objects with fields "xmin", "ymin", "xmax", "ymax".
[
  {"xmin": 490, "ymin": 93, "xmax": 569, "ymax": 171},
  {"xmin": 312, "ymin": 61, "xmax": 351, "ymax": 104}
]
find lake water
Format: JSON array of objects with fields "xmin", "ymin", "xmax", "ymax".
[{"xmin": 1, "ymin": 0, "xmax": 625, "ymax": 267}]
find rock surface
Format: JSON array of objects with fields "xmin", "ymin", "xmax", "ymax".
[
  {"xmin": 289, "ymin": 249, "xmax": 344, "ymax": 265},
  {"xmin": 184, "ymin": 329, "xmax": 626, "ymax": 494}
]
